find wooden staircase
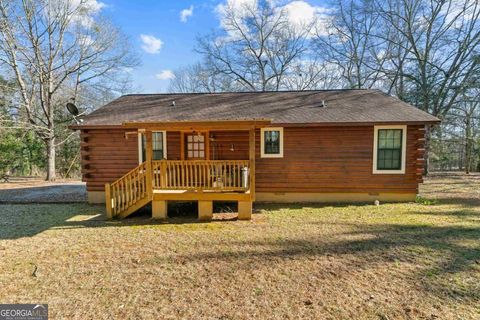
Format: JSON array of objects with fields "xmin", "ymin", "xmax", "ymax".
[{"xmin": 105, "ymin": 162, "xmax": 152, "ymax": 219}]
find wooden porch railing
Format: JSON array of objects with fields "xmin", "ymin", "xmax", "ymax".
[
  {"xmin": 105, "ymin": 161, "xmax": 149, "ymax": 217},
  {"xmin": 105, "ymin": 160, "xmax": 251, "ymax": 218},
  {"xmin": 152, "ymin": 160, "xmax": 250, "ymax": 191}
]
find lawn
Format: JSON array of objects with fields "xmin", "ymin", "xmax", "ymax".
[{"xmin": 0, "ymin": 174, "xmax": 479, "ymax": 319}]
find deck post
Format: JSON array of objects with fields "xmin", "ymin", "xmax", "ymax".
[
  {"xmin": 249, "ymin": 128, "xmax": 255, "ymax": 201},
  {"xmin": 238, "ymin": 201, "xmax": 252, "ymax": 220},
  {"xmin": 238, "ymin": 128, "xmax": 255, "ymax": 221},
  {"xmin": 152, "ymin": 200, "xmax": 167, "ymax": 219},
  {"xmin": 105, "ymin": 183, "xmax": 112, "ymax": 219},
  {"xmin": 145, "ymin": 130, "xmax": 153, "ymax": 198},
  {"xmin": 198, "ymin": 200, "xmax": 213, "ymax": 221}
]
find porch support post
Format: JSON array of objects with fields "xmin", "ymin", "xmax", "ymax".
[
  {"xmin": 105, "ymin": 183, "xmax": 113, "ymax": 219},
  {"xmin": 249, "ymin": 128, "xmax": 256, "ymax": 201},
  {"xmin": 238, "ymin": 201, "xmax": 252, "ymax": 220},
  {"xmin": 145, "ymin": 130, "xmax": 153, "ymax": 198},
  {"xmin": 152, "ymin": 200, "xmax": 167, "ymax": 219},
  {"xmin": 238, "ymin": 128, "xmax": 255, "ymax": 221},
  {"xmin": 198, "ymin": 200, "xmax": 213, "ymax": 221},
  {"xmin": 180, "ymin": 132, "xmax": 185, "ymax": 160}
]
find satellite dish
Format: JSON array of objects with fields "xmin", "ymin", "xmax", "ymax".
[{"xmin": 66, "ymin": 102, "xmax": 79, "ymax": 116}]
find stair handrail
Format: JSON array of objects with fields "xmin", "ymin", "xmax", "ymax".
[{"xmin": 105, "ymin": 161, "xmax": 149, "ymax": 218}]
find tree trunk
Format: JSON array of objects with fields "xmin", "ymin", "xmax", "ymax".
[
  {"xmin": 46, "ymin": 136, "xmax": 56, "ymax": 181},
  {"xmin": 465, "ymin": 117, "xmax": 472, "ymax": 174},
  {"xmin": 477, "ymin": 150, "xmax": 480, "ymax": 172}
]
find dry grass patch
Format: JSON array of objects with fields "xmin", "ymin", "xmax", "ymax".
[{"xmin": 0, "ymin": 174, "xmax": 479, "ymax": 319}]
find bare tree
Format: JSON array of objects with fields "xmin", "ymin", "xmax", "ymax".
[
  {"xmin": 0, "ymin": 0, "xmax": 137, "ymax": 180},
  {"xmin": 314, "ymin": 0, "xmax": 389, "ymax": 89},
  {"xmin": 378, "ymin": 0, "xmax": 480, "ymax": 117},
  {"xmin": 377, "ymin": 0, "xmax": 480, "ymax": 173},
  {"xmin": 196, "ymin": 0, "xmax": 314, "ymax": 91},
  {"xmin": 446, "ymin": 89, "xmax": 480, "ymax": 173},
  {"xmin": 168, "ymin": 62, "xmax": 236, "ymax": 93},
  {"xmin": 281, "ymin": 60, "xmax": 344, "ymax": 90}
]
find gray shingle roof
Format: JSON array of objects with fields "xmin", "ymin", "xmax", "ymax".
[{"xmin": 78, "ymin": 89, "xmax": 440, "ymax": 126}]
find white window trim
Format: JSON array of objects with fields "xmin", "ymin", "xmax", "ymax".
[
  {"xmin": 138, "ymin": 131, "xmax": 167, "ymax": 163},
  {"xmin": 372, "ymin": 125, "xmax": 407, "ymax": 174},
  {"xmin": 261, "ymin": 127, "xmax": 284, "ymax": 158}
]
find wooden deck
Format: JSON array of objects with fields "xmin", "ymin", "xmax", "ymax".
[
  {"xmin": 104, "ymin": 124, "xmax": 258, "ymax": 220},
  {"xmin": 105, "ymin": 121, "xmax": 260, "ymax": 220},
  {"xmin": 105, "ymin": 159, "xmax": 253, "ymax": 219}
]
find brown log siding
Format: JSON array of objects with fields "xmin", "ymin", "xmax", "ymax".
[
  {"xmin": 81, "ymin": 125, "xmax": 425, "ymax": 193},
  {"xmin": 166, "ymin": 131, "xmax": 181, "ymax": 160},
  {"xmin": 81, "ymin": 129, "xmax": 138, "ymax": 192},
  {"xmin": 209, "ymin": 131, "xmax": 249, "ymax": 160},
  {"xmin": 255, "ymin": 125, "xmax": 424, "ymax": 193}
]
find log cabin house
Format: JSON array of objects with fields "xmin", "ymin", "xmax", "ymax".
[{"xmin": 70, "ymin": 90, "xmax": 440, "ymax": 220}]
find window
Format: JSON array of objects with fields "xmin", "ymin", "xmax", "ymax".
[
  {"xmin": 373, "ymin": 125, "xmax": 406, "ymax": 174},
  {"xmin": 186, "ymin": 133, "xmax": 205, "ymax": 159},
  {"xmin": 138, "ymin": 131, "xmax": 167, "ymax": 163},
  {"xmin": 261, "ymin": 127, "xmax": 284, "ymax": 158}
]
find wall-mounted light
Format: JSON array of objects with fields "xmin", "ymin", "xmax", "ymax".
[{"xmin": 230, "ymin": 144, "xmax": 235, "ymax": 152}]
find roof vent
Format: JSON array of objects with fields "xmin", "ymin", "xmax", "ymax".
[
  {"xmin": 319, "ymin": 100, "xmax": 326, "ymax": 108},
  {"xmin": 170, "ymin": 100, "xmax": 176, "ymax": 107}
]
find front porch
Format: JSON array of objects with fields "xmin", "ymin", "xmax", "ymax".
[{"xmin": 104, "ymin": 120, "xmax": 269, "ymax": 220}]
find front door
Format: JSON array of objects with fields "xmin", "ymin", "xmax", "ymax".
[{"xmin": 185, "ymin": 133, "xmax": 206, "ymax": 160}]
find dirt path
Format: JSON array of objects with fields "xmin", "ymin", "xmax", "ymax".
[{"xmin": 0, "ymin": 179, "xmax": 86, "ymax": 203}]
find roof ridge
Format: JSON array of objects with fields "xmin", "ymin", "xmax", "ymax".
[{"xmin": 120, "ymin": 88, "xmax": 375, "ymax": 97}]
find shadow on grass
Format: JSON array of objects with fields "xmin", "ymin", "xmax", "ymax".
[
  {"xmin": 1, "ymin": 200, "xmax": 479, "ymax": 239},
  {"xmin": 434, "ymin": 198, "xmax": 480, "ymax": 207},
  {"xmin": 0, "ymin": 203, "xmax": 105, "ymax": 240},
  {"xmin": 179, "ymin": 222, "xmax": 479, "ymax": 268},
  {"xmin": 1, "ymin": 201, "xmax": 479, "ymax": 302},
  {"xmin": 0, "ymin": 203, "xmax": 240, "ymax": 240},
  {"xmin": 164, "ymin": 222, "xmax": 480, "ymax": 301}
]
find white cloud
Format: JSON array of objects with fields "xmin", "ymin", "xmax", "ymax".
[
  {"xmin": 214, "ymin": 0, "xmax": 262, "ymax": 40},
  {"xmin": 155, "ymin": 70, "xmax": 175, "ymax": 80},
  {"xmin": 140, "ymin": 34, "xmax": 163, "ymax": 54},
  {"xmin": 215, "ymin": 0, "xmax": 256, "ymax": 21},
  {"xmin": 180, "ymin": 5, "xmax": 194, "ymax": 22},
  {"xmin": 214, "ymin": 0, "xmax": 331, "ymax": 38},
  {"xmin": 442, "ymin": 0, "xmax": 476, "ymax": 25},
  {"xmin": 80, "ymin": 0, "xmax": 105, "ymax": 14},
  {"xmin": 281, "ymin": 1, "xmax": 331, "ymax": 37},
  {"xmin": 51, "ymin": 0, "xmax": 106, "ymax": 28}
]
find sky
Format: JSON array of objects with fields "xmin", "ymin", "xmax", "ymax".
[{"xmin": 98, "ymin": 0, "xmax": 329, "ymax": 93}]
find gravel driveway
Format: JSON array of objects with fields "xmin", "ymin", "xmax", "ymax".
[{"xmin": 0, "ymin": 181, "xmax": 87, "ymax": 203}]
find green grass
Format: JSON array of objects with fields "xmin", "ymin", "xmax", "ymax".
[{"xmin": 0, "ymin": 173, "xmax": 479, "ymax": 319}]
